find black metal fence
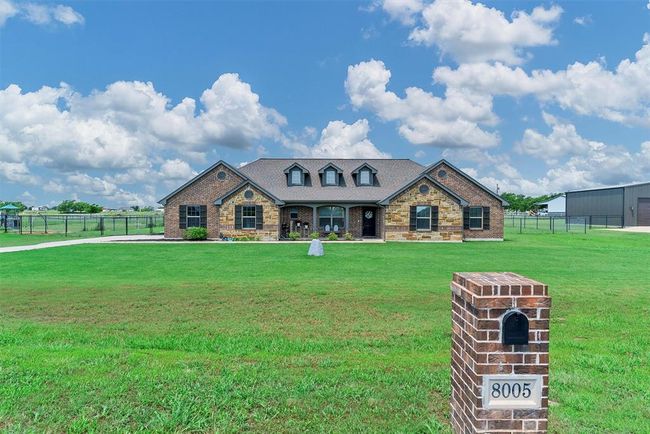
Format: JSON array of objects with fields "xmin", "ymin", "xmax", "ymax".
[
  {"xmin": 2, "ymin": 214, "xmax": 164, "ymax": 237},
  {"xmin": 505, "ymin": 214, "xmax": 623, "ymax": 234}
]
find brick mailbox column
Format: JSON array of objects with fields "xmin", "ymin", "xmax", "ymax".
[{"xmin": 450, "ymin": 272, "xmax": 550, "ymax": 433}]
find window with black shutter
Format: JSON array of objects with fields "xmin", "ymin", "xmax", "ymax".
[
  {"xmin": 483, "ymin": 207, "xmax": 490, "ymax": 230},
  {"xmin": 235, "ymin": 205, "xmax": 242, "ymax": 229},
  {"xmin": 409, "ymin": 206, "xmax": 417, "ymax": 231},
  {"xmin": 179, "ymin": 205, "xmax": 187, "ymax": 229},
  {"xmin": 431, "ymin": 206, "xmax": 439, "ymax": 231},
  {"xmin": 463, "ymin": 207, "xmax": 470, "ymax": 230},
  {"xmin": 199, "ymin": 205, "xmax": 207, "ymax": 228},
  {"xmin": 416, "ymin": 206, "xmax": 431, "ymax": 230},
  {"xmin": 256, "ymin": 205, "xmax": 264, "ymax": 229},
  {"xmin": 242, "ymin": 206, "xmax": 256, "ymax": 229},
  {"xmin": 186, "ymin": 205, "xmax": 201, "ymax": 228},
  {"xmin": 469, "ymin": 206, "xmax": 483, "ymax": 229}
]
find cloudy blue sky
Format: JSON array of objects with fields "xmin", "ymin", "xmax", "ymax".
[{"xmin": 1, "ymin": 0, "xmax": 649, "ymax": 207}]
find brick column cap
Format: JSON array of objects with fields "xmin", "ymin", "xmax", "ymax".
[{"xmin": 453, "ymin": 272, "xmax": 548, "ymax": 297}]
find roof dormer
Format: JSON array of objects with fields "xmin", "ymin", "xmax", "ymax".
[
  {"xmin": 283, "ymin": 162, "xmax": 310, "ymax": 187},
  {"xmin": 351, "ymin": 163, "xmax": 377, "ymax": 186},
  {"xmin": 318, "ymin": 163, "xmax": 344, "ymax": 187}
]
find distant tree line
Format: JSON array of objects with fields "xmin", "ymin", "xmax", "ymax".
[
  {"xmin": 500, "ymin": 192, "xmax": 562, "ymax": 212},
  {"xmin": 56, "ymin": 200, "xmax": 103, "ymax": 214}
]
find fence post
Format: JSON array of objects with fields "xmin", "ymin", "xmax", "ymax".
[
  {"xmin": 44, "ymin": 215, "xmax": 48, "ymax": 233},
  {"xmin": 149, "ymin": 216, "xmax": 153, "ymax": 234},
  {"xmin": 589, "ymin": 215, "xmax": 592, "ymax": 229},
  {"xmin": 536, "ymin": 216, "xmax": 539, "ymax": 230},
  {"xmin": 125, "ymin": 217, "xmax": 129, "ymax": 235},
  {"xmin": 83, "ymin": 216, "xmax": 87, "ymax": 232},
  {"xmin": 524, "ymin": 216, "xmax": 526, "ymax": 228},
  {"xmin": 552, "ymin": 216, "xmax": 555, "ymax": 234},
  {"xmin": 519, "ymin": 218, "xmax": 522, "ymax": 234},
  {"xmin": 65, "ymin": 215, "xmax": 68, "ymax": 236},
  {"xmin": 584, "ymin": 218, "xmax": 587, "ymax": 234},
  {"xmin": 30, "ymin": 215, "xmax": 33, "ymax": 234},
  {"xmin": 100, "ymin": 216, "xmax": 104, "ymax": 236},
  {"xmin": 19, "ymin": 216, "xmax": 23, "ymax": 234},
  {"xmin": 566, "ymin": 217, "xmax": 569, "ymax": 232},
  {"xmin": 605, "ymin": 215, "xmax": 608, "ymax": 228},
  {"xmin": 113, "ymin": 217, "xmax": 116, "ymax": 231}
]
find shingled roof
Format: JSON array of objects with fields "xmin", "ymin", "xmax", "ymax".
[{"xmin": 238, "ymin": 158, "xmax": 425, "ymax": 202}]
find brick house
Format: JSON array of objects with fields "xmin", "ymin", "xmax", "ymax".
[{"xmin": 158, "ymin": 158, "xmax": 507, "ymax": 241}]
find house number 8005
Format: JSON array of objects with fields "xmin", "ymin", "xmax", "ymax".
[{"xmin": 490, "ymin": 382, "xmax": 532, "ymax": 399}]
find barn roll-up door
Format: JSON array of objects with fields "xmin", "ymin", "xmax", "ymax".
[{"xmin": 638, "ymin": 198, "xmax": 650, "ymax": 226}]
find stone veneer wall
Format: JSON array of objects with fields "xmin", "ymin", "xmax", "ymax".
[
  {"xmin": 219, "ymin": 185, "xmax": 280, "ymax": 240},
  {"xmin": 385, "ymin": 178, "xmax": 463, "ymax": 241},
  {"xmin": 451, "ymin": 272, "xmax": 550, "ymax": 433},
  {"xmin": 163, "ymin": 163, "xmax": 243, "ymax": 239},
  {"xmin": 427, "ymin": 163, "xmax": 504, "ymax": 240}
]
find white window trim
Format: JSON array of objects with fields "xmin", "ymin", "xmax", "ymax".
[
  {"xmin": 416, "ymin": 205, "xmax": 431, "ymax": 231},
  {"xmin": 290, "ymin": 168, "xmax": 303, "ymax": 186},
  {"xmin": 186, "ymin": 205, "xmax": 201, "ymax": 228},
  {"xmin": 359, "ymin": 169, "xmax": 371, "ymax": 185},
  {"xmin": 325, "ymin": 169, "xmax": 337, "ymax": 185},
  {"xmin": 469, "ymin": 206, "xmax": 484, "ymax": 230},
  {"xmin": 242, "ymin": 205, "xmax": 257, "ymax": 230}
]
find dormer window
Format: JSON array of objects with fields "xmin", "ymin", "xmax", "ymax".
[
  {"xmin": 284, "ymin": 163, "xmax": 309, "ymax": 187},
  {"xmin": 325, "ymin": 169, "xmax": 336, "ymax": 185},
  {"xmin": 318, "ymin": 163, "xmax": 343, "ymax": 187},
  {"xmin": 352, "ymin": 163, "xmax": 377, "ymax": 187},
  {"xmin": 359, "ymin": 169, "xmax": 371, "ymax": 185},
  {"xmin": 290, "ymin": 168, "xmax": 302, "ymax": 185}
]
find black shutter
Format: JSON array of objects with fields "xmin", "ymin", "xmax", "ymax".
[
  {"xmin": 179, "ymin": 205, "xmax": 187, "ymax": 229},
  {"xmin": 199, "ymin": 205, "xmax": 207, "ymax": 228},
  {"xmin": 483, "ymin": 206, "xmax": 490, "ymax": 230},
  {"xmin": 235, "ymin": 205, "xmax": 242, "ymax": 230},
  {"xmin": 409, "ymin": 206, "xmax": 417, "ymax": 231},
  {"xmin": 431, "ymin": 206, "xmax": 439, "ymax": 232},
  {"xmin": 463, "ymin": 207, "xmax": 470, "ymax": 230},
  {"xmin": 256, "ymin": 205, "xmax": 264, "ymax": 229}
]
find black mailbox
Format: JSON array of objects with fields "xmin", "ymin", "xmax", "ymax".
[{"xmin": 501, "ymin": 310, "xmax": 529, "ymax": 345}]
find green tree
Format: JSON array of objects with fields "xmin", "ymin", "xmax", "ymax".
[
  {"xmin": 501, "ymin": 192, "xmax": 562, "ymax": 212},
  {"xmin": 56, "ymin": 200, "xmax": 103, "ymax": 214},
  {"xmin": 0, "ymin": 201, "xmax": 27, "ymax": 212}
]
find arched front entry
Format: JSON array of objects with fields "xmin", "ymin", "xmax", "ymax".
[{"xmin": 318, "ymin": 206, "xmax": 345, "ymax": 233}]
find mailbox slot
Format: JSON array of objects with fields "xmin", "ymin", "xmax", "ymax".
[{"xmin": 501, "ymin": 310, "xmax": 529, "ymax": 345}]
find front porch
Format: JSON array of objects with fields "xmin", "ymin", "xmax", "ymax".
[{"xmin": 279, "ymin": 204, "xmax": 383, "ymax": 240}]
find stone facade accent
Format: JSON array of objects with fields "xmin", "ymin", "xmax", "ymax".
[
  {"xmin": 428, "ymin": 163, "xmax": 504, "ymax": 240},
  {"xmin": 451, "ymin": 272, "xmax": 550, "ymax": 433},
  {"xmin": 163, "ymin": 163, "xmax": 243, "ymax": 239},
  {"xmin": 219, "ymin": 185, "xmax": 280, "ymax": 240},
  {"xmin": 384, "ymin": 178, "xmax": 463, "ymax": 241}
]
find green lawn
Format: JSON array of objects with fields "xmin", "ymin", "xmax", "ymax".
[
  {"xmin": 0, "ymin": 230, "xmax": 648, "ymax": 432},
  {"xmin": 0, "ymin": 232, "xmax": 94, "ymax": 247}
]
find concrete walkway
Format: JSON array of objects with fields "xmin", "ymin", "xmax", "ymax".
[
  {"xmin": 0, "ymin": 235, "xmax": 165, "ymax": 254},
  {"xmin": 607, "ymin": 226, "xmax": 650, "ymax": 234},
  {"xmin": 0, "ymin": 235, "xmax": 385, "ymax": 253}
]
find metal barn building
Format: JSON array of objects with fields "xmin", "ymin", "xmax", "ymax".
[{"xmin": 566, "ymin": 182, "xmax": 650, "ymax": 226}]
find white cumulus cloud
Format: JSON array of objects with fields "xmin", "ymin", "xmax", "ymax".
[
  {"xmin": 379, "ymin": 0, "xmax": 562, "ymax": 65},
  {"xmin": 345, "ymin": 59, "xmax": 499, "ymax": 148},
  {"xmin": 433, "ymin": 35, "xmax": 650, "ymax": 127},
  {"xmin": 308, "ymin": 119, "xmax": 390, "ymax": 158}
]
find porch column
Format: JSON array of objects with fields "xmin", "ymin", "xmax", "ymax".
[
  {"xmin": 344, "ymin": 206, "xmax": 350, "ymax": 232},
  {"xmin": 312, "ymin": 205, "xmax": 318, "ymax": 231}
]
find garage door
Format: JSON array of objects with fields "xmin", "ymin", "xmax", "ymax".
[{"xmin": 638, "ymin": 198, "xmax": 650, "ymax": 226}]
